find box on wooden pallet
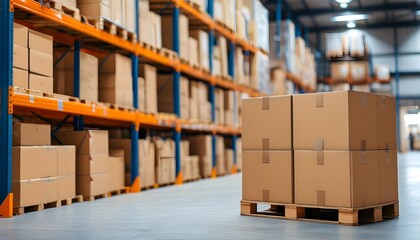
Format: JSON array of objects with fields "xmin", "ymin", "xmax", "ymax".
[
  {"xmin": 76, "ymin": 154, "xmax": 108, "ymax": 176},
  {"xmin": 242, "ymin": 150, "xmax": 293, "ymax": 203},
  {"xmin": 29, "ymin": 29, "xmax": 53, "ymax": 56},
  {"xmin": 13, "ymin": 44, "xmax": 28, "ymax": 71},
  {"xmin": 293, "ymin": 91, "xmax": 377, "ymax": 151},
  {"xmin": 242, "ymin": 95, "xmax": 292, "ymax": 150},
  {"xmin": 237, "ymin": 138, "xmax": 242, "ymax": 171},
  {"xmin": 157, "ymin": 75, "xmax": 189, "ymax": 119},
  {"xmin": 377, "ymin": 95, "xmax": 396, "ymax": 150},
  {"xmin": 12, "ymin": 146, "xmax": 58, "ymax": 181},
  {"xmin": 58, "ymin": 175, "xmax": 76, "ymax": 200},
  {"xmin": 149, "ymin": 11, "xmax": 162, "ymax": 48},
  {"xmin": 13, "ymin": 23, "xmax": 28, "ymax": 48},
  {"xmin": 77, "ymin": 2, "xmax": 111, "ymax": 19},
  {"xmin": 57, "ymin": 146, "xmax": 76, "ymax": 176},
  {"xmin": 108, "ymin": 149, "xmax": 125, "ymax": 191},
  {"xmin": 13, "ymin": 67, "xmax": 28, "ymax": 89},
  {"xmin": 29, "ymin": 50, "xmax": 53, "ymax": 78},
  {"xmin": 29, "ymin": 73, "xmax": 53, "ymax": 93},
  {"xmin": 295, "ymin": 150, "xmax": 379, "ymax": 208},
  {"xmin": 154, "ymin": 138, "xmax": 176, "ymax": 185},
  {"xmin": 162, "ymin": 14, "xmax": 188, "ymax": 59},
  {"xmin": 378, "ymin": 150, "xmax": 398, "ymax": 203},
  {"xmin": 13, "ymin": 122, "xmax": 51, "ymax": 146},
  {"xmin": 54, "ymin": 130, "xmax": 109, "ymax": 155},
  {"xmin": 13, "ymin": 177, "xmax": 58, "ymax": 208},
  {"xmin": 53, "ymin": 50, "xmax": 99, "ymax": 102},
  {"xmin": 182, "ymin": 156, "xmax": 192, "ymax": 181},
  {"xmin": 189, "ymin": 135, "xmax": 213, "ymax": 178},
  {"xmin": 139, "ymin": 64, "xmax": 157, "ymax": 113},
  {"xmin": 77, "ymin": 173, "xmax": 108, "ymax": 197},
  {"xmin": 190, "ymin": 30, "xmax": 210, "ymax": 71},
  {"xmin": 190, "ymin": 155, "xmax": 200, "ymax": 179}
]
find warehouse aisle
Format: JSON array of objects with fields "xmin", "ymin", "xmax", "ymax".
[{"xmin": 1, "ymin": 152, "xmax": 420, "ymax": 240}]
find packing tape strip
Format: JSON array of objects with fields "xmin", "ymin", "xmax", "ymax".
[
  {"xmin": 360, "ymin": 151, "xmax": 367, "ymax": 165},
  {"xmin": 361, "ymin": 140, "xmax": 367, "ymax": 151},
  {"xmin": 316, "ymin": 93, "xmax": 324, "ymax": 108},
  {"xmin": 315, "ymin": 139, "xmax": 324, "ymax": 151},
  {"xmin": 262, "ymin": 189, "xmax": 270, "ymax": 202},
  {"xmin": 360, "ymin": 92, "xmax": 368, "ymax": 106},
  {"xmin": 317, "ymin": 151, "xmax": 324, "ymax": 165},
  {"xmin": 262, "ymin": 97, "xmax": 270, "ymax": 110},
  {"xmin": 317, "ymin": 190, "xmax": 326, "ymax": 206},
  {"xmin": 262, "ymin": 138, "xmax": 270, "ymax": 150},
  {"xmin": 382, "ymin": 96, "xmax": 387, "ymax": 109}
]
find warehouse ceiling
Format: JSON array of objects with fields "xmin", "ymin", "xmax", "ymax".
[{"xmin": 261, "ymin": 0, "xmax": 420, "ymax": 31}]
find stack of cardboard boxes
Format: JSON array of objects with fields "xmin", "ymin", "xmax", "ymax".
[
  {"xmin": 224, "ymin": 91, "xmax": 235, "ymax": 126},
  {"xmin": 13, "ymin": 23, "xmax": 54, "ymax": 93},
  {"xmin": 12, "ymin": 123, "xmax": 76, "ymax": 209},
  {"xmin": 190, "ymin": 30, "xmax": 210, "ymax": 72},
  {"xmin": 181, "ymin": 141, "xmax": 200, "ymax": 181},
  {"xmin": 216, "ymin": 136, "xmax": 226, "ymax": 175},
  {"xmin": 162, "ymin": 14, "xmax": 189, "ymax": 61},
  {"xmin": 213, "ymin": 36, "xmax": 228, "ymax": 78},
  {"xmin": 214, "ymin": 0, "xmax": 235, "ymax": 31},
  {"xmin": 54, "ymin": 49, "xmax": 99, "ymax": 102},
  {"xmin": 157, "ymin": 75, "xmax": 189, "ymax": 119},
  {"xmin": 326, "ymin": 32, "xmax": 368, "ymax": 58},
  {"xmin": 99, "ymin": 53, "xmax": 133, "ymax": 107},
  {"xmin": 138, "ymin": 0, "xmax": 162, "ymax": 48},
  {"xmin": 241, "ymin": 0, "xmax": 269, "ymax": 53},
  {"xmin": 242, "ymin": 91, "xmax": 398, "ymax": 210},
  {"xmin": 189, "ymin": 81, "xmax": 211, "ymax": 122},
  {"xmin": 154, "ymin": 138, "xmax": 176, "ymax": 185},
  {"xmin": 139, "ymin": 64, "xmax": 158, "ymax": 113},
  {"xmin": 189, "ymin": 135, "xmax": 213, "ymax": 178}
]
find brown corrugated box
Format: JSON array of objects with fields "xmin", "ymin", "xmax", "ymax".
[
  {"xmin": 58, "ymin": 175, "xmax": 76, "ymax": 200},
  {"xmin": 13, "ymin": 146, "xmax": 58, "ymax": 181},
  {"xmin": 13, "ymin": 177, "xmax": 58, "ymax": 208},
  {"xmin": 242, "ymin": 150, "xmax": 293, "ymax": 204},
  {"xmin": 76, "ymin": 154, "xmax": 108, "ymax": 175},
  {"xmin": 242, "ymin": 95, "xmax": 292, "ymax": 150},
  {"xmin": 157, "ymin": 75, "xmax": 189, "ymax": 118},
  {"xmin": 225, "ymin": 149, "xmax": 234, "ymax": 173},
  {"xmin": 108, "ymin": 149, "xmax": 125, "ymax": 191},
  {"xmin": 13, "ymin": 44, "xmax": 28, "ymax": 70},
  {"xmin": 294, "ymin": 150, "xmax": 378, "ymax": 208},
  {"xmin": 138, "ymin": 77, "xmax": 146, "ymax": 112},
  {"xmin": 154, "ymin": 138, "xmax": 175, "ymax": 185},
  {"xmin": 29, "ymin": 50, "xmax": 53, "ymax": 77},
  {"xmin": 189, "ymin": 135, "xmax": 212, "ymax": 178},
  {"xmin": 14, "ymin": 23, "xmax": 28, "ymax": 48},
  {"xmin": 216, "ymin": 136, "xmax": 225, "ymax": 175},
  {"xmin": 28, "ymin": 29, "xmax": 53, "ymax": 55},
  {"xmin": 57, "ymin": 146, "xmax": 76, "ymax": 176},
  {"xmin": 377, "ymin": 95, "xmax": 397, "ymax": 150},
  {"xmin": 29, "ymin": 73, "xmax": 53, "ymax": 93},
  {"xmin": 77, "ymin": 173, "xmax": 108, "ymax": 197},
  {"xmin": 293, "ymin": 91, "xmax": 377, "ymax": 150},
  {"xmin": 191, "ymin": 155, "xmax": 200, "ymax": 179},
  {"xmin": 77, "ymin": 3, "xmax": 111, "ymax": 19},
  {"xmin": 182, "ymin": 156, "xmax": 192, "ymax": 181},
  {"xmin": 13, "ymin": 122, "xmax": 51, "ymax": 146},
  {"xmin": 162, "ymin": 14, "xmax": 189, "ymax": 60},
  {"xmin": 190, "ymin": 30, "xmax": 210, "ymax": 71},
  {"xmin": 378, "ymin": 150, "xmax": 398, "ymax": 203},
  {"xmin": 139, "ymin": 64, "xmax": 157, "ymax": 113},
  {"xmin": 13, "ymin": 67, "xmax": 28, "ymax": 88},
  {"xmin": 54, "ymin": 130, "xmax": 109, "ymax": 155}
]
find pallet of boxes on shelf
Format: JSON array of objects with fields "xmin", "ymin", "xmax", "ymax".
[
  {"xmin": 241, "ymin": 91, "xmax": 399, "ymax": 226},
  {"xmin": 214, "ymin": 0, "xmax": 235, "ymax": 32},
  {"xmin": 213, "ymin": 36, "xmax": 230, "ymax": 80},
  {"xmin": 240, "ymin": 0, "xmax": 269, "ymax": 53}
]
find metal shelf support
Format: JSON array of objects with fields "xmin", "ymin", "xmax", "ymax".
[
  {"xmin": 276, "ymin": 0, "xmax": 282, "ymax": 58},
  {"xmin": 393, "ymin": 27, "xmax": 401, "ymax": 152},
  {"xmin": 173, "ymin": 6, "xmax": 182, "ymax": 183},
  {"xmin": 228, "ymin": 40, "xmax": 237, "ymax": 172},
  {"xmin": 0, "ymin": 0, "xmax": 13, "ymax": 218},
  {"xmin": 130, "ymin": 52, "xmax": 140, "ymax": 191},
  {"xmin": 73, "ymin": 40, "xmax": 84, "ymax": 131}
]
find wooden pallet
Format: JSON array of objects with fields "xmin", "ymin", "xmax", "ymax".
[
  {"xmin": 50, "ymin": 93, "xmax": 80, "ymax": 102},
  {"xmin": 83, "ymin": 193, "xmax": 108, "ymax": 202},
  {"xmin": 14, "ymin": 200, "xmax": 61, "ymax": 215},
  {"xmin": 60, "ymin": 195, "xmax": 84, "ymax": 206},
  {"xmin": 140, "ymin": 42, "xmax": 157, "ymax": 52},
  {"xmin": 240, "ymin": 200, "xmax": 399, "ymax": 226},
  {"xmin": 180, "ymin": 58, "xmax": 190, "ymax": 65},
  {"xmin": 157, "ymin": 47, "xmax": 178, "ymax": 61},
  {"xmin": 84, "ymin": 17, "xmax": 132, "ymax": 41},
  {"xmin": 108, "ymin": 187, "xmax": 130, "ymax": 197},
  {"xmin": 43, "ymin": 0, "xmax": 81, "ymax": 21},
  {"xmin": 13, "ymin": 86, "xmax": 43, "ymax": 96},
  {"xmin": 215, "ymin": 20, "xmax": 235, "ymax": 33}
]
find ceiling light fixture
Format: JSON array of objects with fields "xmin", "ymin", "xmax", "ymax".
[
  {"xmin": 335, "ymin": 0, "xmax": 352, "ymax": 8},
  {"xmin": 347, "ymin": 21, "xmax": 356, "ymax": 28},
  {"xmin": 331, "ymin": 14, "xmax": 368, "ymax": 22},
  {"xmin": 340, "ymin": 3, "xmax": 348, "ymax": 8}
]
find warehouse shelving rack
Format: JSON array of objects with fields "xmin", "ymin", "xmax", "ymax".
[{"xmin": 1, "ymin": 0, "xmax": 302, "ymax": 217}]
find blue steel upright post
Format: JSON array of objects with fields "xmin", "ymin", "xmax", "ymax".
[
  {"xmin": 0, "ymin": 0, "xmax": 14, "ymax": 217},
  {"xmin": 228, "ymin": 41, "xmax": 237, "ymax": 173},
  {"xmin": 393, "ymin": 27, "xmax": 401, "ymax": 151},
  {"xmin": 173, "ymin": 5, "xmax": 182, "ymax": 184},
  {"xmin": 276, "ymin": 0, "xmax": 282, "ymax": 59},
  {"xmin": 208, "ymin": 0, "xmax": 217, "ymax": 178},
  {"xmin": 73, "ymin": 40, "xmax": 84, "ymax": 130}
]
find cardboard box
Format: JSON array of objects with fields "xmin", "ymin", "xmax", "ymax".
[
  {"xmin": 109, "ymin": 138, "xmax": 155, "ymax": 188},
  {"xmin": 123, "ymin": 0, "xmax": 136, "ymax": 33},
  {"xmin": 190, "ymin": 30, "xmax": 209, "ymax": 71},
  {"xmin": 77, "ymin": 173, "xmax": 108, "ymax": 197},
  {"xmin": 242, "ymin": 150, "xmax": 293, "ymax": 203},
  {"xmin": 293, "ymin": 91, "xmax": 377, "ymax": 151},
  {"xmin": 29, "ymin": 50, "xmax": 53, "ymax": 77},
  {"xmin": 190, "ymin": 155, "xmax": 200, "ymax": 179},
  {"xmin": 149, "ymin": 11, "xmax": 162, "ymax": 48},
  {"xmin": 139, "ymin": 64, "xmax": 157, "ymax": 113},
  {"xmin": 350, "ymin": 62, "xmax": 368, "ymax": 82},
  {"xmin": 242, "ymin": 95, "xmax": 292, "ymax": 150},
  {"xmin": 182, "ymin": 156, "xmax": 192, "ymax": 181},
  {"xmin": 331, "ymin": 62, "xmax": 349, "ymax": 82},
  {"xmin": 13, "ymin": 122, "xmax": 51, "ymax": 146},
  {"xmin": 294, "ymin": 150, "xmax": 378, "ymax": 208},
  {"xmin": 189, "ymin": 37, "xmax": 199, "ymax": 67},
  {"xmin": 216, "ymin": 136, "xmax": 225, "ymax": 175},
  {"xmin": 138, "ymin": 77, "xmax": 146, "ymax": 111},
  {"xmin": 28, "ymin": 29, "xmax": 53, "ymax": 55},
  {"xmin": 57, "ymin": 146, "xmax": 76, "ymax": 176},
  {"xmin": 377, "ymin": 95, "xmax": 397, "ymax": 150},
  {"xmin": 156, "ymin": 157, "xmax": 175, "ymax": 185},
  {"xmin": 189, "ymin": 135, "xmax": 212, "ymax": 178},
  {"xmin": 78, "ymin": 3, "xmax": 111, "ymax": 19},
  {"xmin": 13, "ymin": 146, "xmax": 58, "ymax": 180},
  {"xmin": 58, "ymin": 175, "xmax": 76, "ymax": 200},
  {"xmin": 29, "ymin": 73, "xmax": 53, "ymax": 93},
  {"xmin": 225, "ymin": 149, "xmax": 234, "ymax": 173},
  {"xmin": 237, "ymin": 138, "xmax": 242, "ymax": 171},
  {"xmin": 157, "ymin": 75, "xmax": 189, "ymax": 118},
  {"xmin": 13, "ymin": 44, "xmax": 28, "ymax": 70},
  {"xmin": 378, "ymin": 150, "xmax": 398, "ymax": 203},
  {"xmin": 53, "ymin": 51, "xmax": 99, "ymax": 102},
  {"xmin": 108, "ymin": 149, "xmax": 125, "ymax": 191},
  {"xmin": 54, "ymin": 130, "xmax": 109, "ymax": 155},
  {"xmin": 14, "ymin": 23, "xmax": 28, "ymax": 48},
  {"xmin": 76, "ymin": 154, "xmax": 108, "ymax": 175},
  {"xmin": 13, "ymin": 67, "xmax": 28, "ymax": 88},
  {"xmin": 13, "ymin": 177, "xmax": 58, "ymax": 208},
  {"xmin": 161, "ymin": 14, "xmax": 189, "ymax": 60},
  {"xmin": 189, "ymin": 97, "xmax": 199, "ymax": 120}
]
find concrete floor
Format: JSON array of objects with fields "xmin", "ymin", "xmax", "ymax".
[{"xmin": 1, "ymin": 152, "xmax": 420, "ymax": 240}]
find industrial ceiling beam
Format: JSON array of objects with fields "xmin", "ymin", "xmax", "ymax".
[{"xmin": 308, "ymin": 20, "xmax": 420, "ymax": 32}]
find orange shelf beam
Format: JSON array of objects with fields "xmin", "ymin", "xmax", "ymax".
[{"xmin": 180, "ymin": 64, "xmax": 215, "ymax": 84}]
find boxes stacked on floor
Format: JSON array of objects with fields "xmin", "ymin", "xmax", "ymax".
[
  {"xmin": 293, "ymin": 91, "xmax": 398, "ymax": 208},
  {"xmin": 109, "ymin": 137, "xmax": 155, "ymax": 189},
  {"xmin": 189, "ymin": 81, "xmax": 211, "ymax": 122},
  {"xmin": 188, "ymin": 135, "xmax": 213, "ymax": 178},
  {"xmin": 13, "ymin": 24, "xmax": 54, "ymax": 92},
  {"xmin": 139, "ymin": 64, "xmax": 158, "ymax": 113},
  {"xmin": 108, "ymin": 149, "xmax": 125, "ymax": 192},
  {"xmin": 54, "ymin": 130, "xmax": 110, "ymax": 198},
  {"xmin": 181, "ymin": 141, "xmax": 200, "ymax": 181},
  {"xmin": 215, "ymin": 136, "xmax": 226, "ymax": 175},
  {"xmin": 236, "ymin": 138, "xmax": 243, "ymax": 171},
  {"xmin": 157, "ymin": 74, "xmax": 189, "ymax": 119},
  {"xmin": 153, "ymin": 138, "xmax": 176, "ymax": 185},
  {"xmin": 99, "ymin": 53, "xmax": 133, "ymax": 107},
  {"xmin": 242, "ymin": 91, "xmax": 398, "ymax": 210},
  {"xmin": 12, "ymin": 123, "xmax": 76, "ymax": 208},
  {"xmin": 215, "ymin": 88, "xmax": 225, "ymax": 125},
  {"xmin": 53, "ymin": 48, "xmax": 99, "ymax": 102},
  {"xmin": 242, "ymin": 95, "xmax": 294, "ymax": 204}
]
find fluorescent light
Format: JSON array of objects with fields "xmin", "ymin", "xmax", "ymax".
[
  {"xmin": 340, "ymin": 3, "xmax": 348, "ymax": 8},
  {"xmin": 335, "ymin": 0, "xmax": 352, "ymax": 3},
  {"xmin": 347, "ymin": 22, "xmax": 356, "ymax": 28},
  {"xmin": 331, "ymin": 14, "xmax": 368, "ymax": 22}
]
